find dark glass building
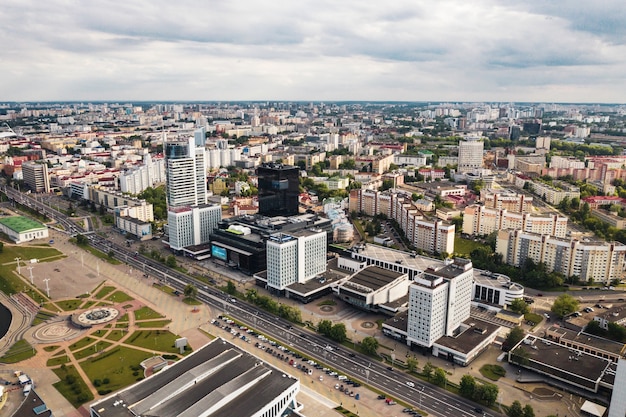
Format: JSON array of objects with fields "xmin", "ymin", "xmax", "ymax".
[{"xmin": 256, "ymin": 163, "xmax": 300, "ymax": 217}]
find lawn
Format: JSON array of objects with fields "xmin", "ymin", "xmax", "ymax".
[
  {"xmin": 0, "ymin": 245, "xmax": 64, "ymax": 297},
  {"xmin": 55, "ymin": 299, "xmax": 83, "ymax": 311},
  {"xmin": 75, "ymin": 242, "xmax": 122, "ymax": 265},
  {"xmin": 0, "ymin": 339, "xmax": 36, "ymax": 363},
  {"xmin": 125, "ymin": 330, "xmax": 183, "ymax": 353},
  {"xmin": 134, "ymin": 306, "xmax": 164, "ymax": 321},
  {"xmin": 52, "ymin": 364, "xmax": 94, "ymax": 408},
  {"xmin": 31, "ymin": 310, "xmax": 57, "ymax": 326},
  {"xmin": 479, "ymin": 364, "xmax": 506, "ymax": 381},
  {"xmin": 94, "ymin": 285, "xmax": 115, "ymax": 299},
  {"xmin": 136, "ymin": 320, "xmax": 172, "ymax": 328},
  {"xmin": 69, "ymin": 336, "xmax": 97, "ymax": 352},
  {"xmin": 105, "ymin": 329, "xmax": 127, "ymax": 342},
  {"xmin": 47, "ymin": 354, "xmax": 71, "ymax": 367},
  {"xmin": 74, "ymin": 341, "xmax": 113, "ymax": 360},
  {"xmin": 106, "ymin": 290, "xmax": 134, "ymax": 303},
  {"xmin": 80, "ymin": 346, "xmax": 154, "ymax": 393},
  {"xmin": 454, "ymin": 234, "xmax": 491, "ymax": 256}
]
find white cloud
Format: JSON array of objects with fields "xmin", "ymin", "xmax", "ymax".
[{"xmin": 0, "ymin": 0, "xmax": 625, "ymax": 102}]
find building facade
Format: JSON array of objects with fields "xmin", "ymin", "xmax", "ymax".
[
  {"xmin": 167, "ymin": 204, "xmax": 221, "ymax": 251},
  {"xmin": 257, "ymin": 163, "xmax": 300, "ymax": 217},
  {"xmin": 457, "ymin": 138, "xmax": 484, "ymax": 173},
  {"xmin": 462, "ymin": 205, "xmax": 568, "ymax": 237},
  {"xmin": 22, "ymin": 162, "xmax": 50, "ymax": 193}
]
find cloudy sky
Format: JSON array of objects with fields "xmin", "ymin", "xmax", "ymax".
[{"xmin": 2, "ymin": 0, "xmax": 625, "ymax": 103}]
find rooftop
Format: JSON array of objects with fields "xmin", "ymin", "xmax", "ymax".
[
  {"xmin": 0, "ymin": 216, "xmax": 46, "ymax": 233},
  {"xmin": 348, "ymin": 266, "xmax": 405, "ymax": 292},
  {"xmin": 434, "ymin": 319, "xmax": 500, "ymax": 354},
  {"xmin": 90, "ymin": 338, "xmax": 299, "ymax": 417}
]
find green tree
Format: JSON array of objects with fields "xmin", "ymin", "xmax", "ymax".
[
  {"xmin": 503, "ymin": 326, "xmax": 525, "ymax": 352},
  {"xmin": 406, "ymin": 357, "xmax": 418, "ymax": 372},
  {"xmin": 183, "ymin": 284, "xmax": 197, "ymax": 300},
  {"xmin": 318, "ymin": 319, "xmax": 332, "ymax": 336},
  {"xmin": 509, "ymin": 347, "xmax": 530, "ymax": 366},
  {"xmin": 508, "ymin": 400, "xmax": 524, "ymax": 417},
  {"xmin": 330, "ymin": 323, "xmax": 347, "ymax": 343},
  {"xmin": 478, "ymin": 383, "xmax": 499, "ymax": 406},
  {"xmin": 509, "ymin": 298, "xmax": 530, "ymax": 315},
  {"xmin": 551, "ymin": 293, "xmax": 579, "ymax": 318},
  {"xmin": 360, "ymin": 336, "xmax": 379, "ymax": 356},
  {"xmin": 165, "ymin": 255, "xmax": 177, "ymax": 268},
  {"xmin": 76, "ymin": 234, "xmax": 89, "ymax": 245},
  {"xmin": 433, "ymin": 367, "xmax": 447, "ymax": 387},
  {"xmin": 108, "ymin": 250, "xmax": 115, "ymax": 259},
  {"xmin": 423, "ymin": 361, "xmax": 434, "ymax": 380},
  {"xmin": 459, "ymin": 374, "xmax": 476, "ymax": 398},
  {"xmin": 523, "ymin": 404, "xmax": 535, "ymax": 417},
  {"xmin": 0, "ymin": 241, "xmax": 3, "ymax": 253},
  {"xmin": 226, "ymin": 281, "xmax": 236, "ymax": 295}
]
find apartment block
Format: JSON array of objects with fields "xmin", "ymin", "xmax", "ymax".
[
  {"xmin": 496, "ymin": 229, "xmax": 626, "ymax": 284},
  {"xmin": 457, "ymin": 138, "xmax": 484, "ymax": 173},
  {"xmin": 480, "ymin": 189, "xmax": 533, "ymax": 213},
  {"xmin": 463, "ymin": 205, "xmax": 567, "ymax": 237},
  {"xmin": 529, "ymin": 181, "xmax": 581, "ymax": 205}
]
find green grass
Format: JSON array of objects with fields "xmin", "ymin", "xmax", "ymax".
[
  {"xmin": 106, "ymin": 290, "xmax": 134, "ymax": 303},
  {"xmin": 52, "ymin": 365, "xmax": 94, "ymax": 408},
  {"xmin": 117, "ymin": 313, "xmax": 129, "ymax": 322},
  {"xmin": 454, "ymin": 234, "xmax": 490, "ymax": 256},
  {"xmin": 125, "ymin": 330, "xmax": 185, "ymax": 354},
  {"xmin": 44, "ymin": 345, "xmax": 60, "ymax": 352},
  {"xmin": 136, "ymin": 320, "xmax": 172, "ymax": 328},
  {"xmin": 69, "ymin": 336, "xmax": 96, "ymax": 352},
  {"xmin": 79, "ymin": 346, "xmax": 154, "ymax": 393},
  {"xmin": 183, "ymin": 298, "xmax": 202, "ymax": 305},
  {"xmin": 524, "ymin": 312, "xmax": 543, "ymax": 325},
  {"xmin": 82, "ymin": 300, "xmax": 96, "ymax": 309},
  {"xmin": 479, "ymin": 364, "xmax": 507, "ymax": 381},
  {"xmin": 47, "ymin": 355, "xmax": 71, "ymax": 367},
  {"xmin": 74, "ymin": 342, "xmax": 113, "ymax": 360},
  {"xmin": 55, "ymin": 299, "xmax": 83, "ymax": 311},
  {"xmin": 0, "ymin": 339, "xmax": 36, "ymax": 363},
  {"xmin": 94, "ymin": 285, "xmax": 115, "ymax": 299},
  {"xmin": 317, "ymin": 299, "xmax": 336, "ymax": 306},
  {"xmin": 105, "ymin": 329, "xmax": 127, "ymax": 341},
  {"xmin": 77, "ymin": 244, "xmax": 122, "ymax": 265},
  {"xmin": 134, "ymin": 306, "xmax": 164, "ymax": 320},
  {"xmin": 32, "ymin": 310, "xmax": 57, "ymax": 326}
]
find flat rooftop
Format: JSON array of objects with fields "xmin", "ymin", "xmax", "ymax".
[
  {"xmin": 0, "ymin": 216, "xmax": 46, "ymax": 233},
  {"xmin": 435, "ymin": 319, "xmax": 500, "ymax": 354},
  {"xmin": 547, "ymin": 326, "xmax": 625, "ymax": 357},
  {"xmin": 285, "ymin": 258, "xmax": 351, "ymax": 296},
  {"xmin": 348, "ymin": 266, "xmax": 404, "ymax": 291},
  {"xmin": 90, "ymin": 338, "xmax": 299, "ymax": 417},
  {"xmin": 515, "ymin": 336, "xmax": 613, "ymax": 390}
]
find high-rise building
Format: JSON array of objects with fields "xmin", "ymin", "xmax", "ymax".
[
  {"xmin": 165, "ymin": 129, "xmax": 220, "ymax": 252},
  {"xmin": 457, "ymin": 138, "xmax": 484, "ymax": 173},
  {"xmin": 165, "ymin": 134, "xmax": 207, "ymax": 208},
  {"xmin": 257, "ymin": 163, "xmax": 300, "ymax": 217},
  {"xmin": 22, "ymin": 162, "xmax": 50, "ymax": 193},
  {"xmin": 266, "ymin": 229, "xmax": 327, "ymax": 293},
  {"xmin": 407, "ymin": 258, "xmax": 474, "ymax": 348}
]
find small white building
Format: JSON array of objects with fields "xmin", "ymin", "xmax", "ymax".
[{"xmin": 0, "ymin": 216, "xmax": 48, "ymax": 244}]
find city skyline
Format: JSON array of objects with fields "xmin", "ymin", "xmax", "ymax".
[{"xmin": 2, "ymin": 0, "xmax": 626, "ymax": 103}]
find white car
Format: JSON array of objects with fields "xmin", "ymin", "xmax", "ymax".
[{"xmin": 406, "ymin": 381, "xmax": 415, "ymax": 388}]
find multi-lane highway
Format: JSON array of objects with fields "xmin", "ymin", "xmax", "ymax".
[{"xmin": 2, "ymin": 185, "xmax": 501, "ymax": 417}]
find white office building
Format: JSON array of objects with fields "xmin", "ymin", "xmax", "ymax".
[
  {"xmin": 457, "ymin": 138, "xmax": 484, "ymax": 173},
  {"xmin": 167, "ymin": 205, "xmax": 221, "ymax": 251},
  {"xmin": 165, "ymin": 133, "xmax": 207, "ymax": 208},
  {"xmin": 22, "ymin": 161, "xmax": 50, "ymax": 193},
  {"xmin": 407, "ymin": 258, "xmax": 474, "ymax": 348},
  {"xmin": 266, "ymin": 230, "xmax": 327, "ymax": 292}
]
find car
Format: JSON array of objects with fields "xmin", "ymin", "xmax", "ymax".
[
  {"xmin": 387, "ymin": 366, "xmax": 393, "ymax": 371},
  {"xmin": 378, "ymin": 394, "xmax": 386, "ymax": 400},
  {"xmin": 474, "ymin": 407, "xmax": 483, "ymax": 414},
  {"xmin": 406, "ymin": 381, "xmax": 415, "ymax": 388},
  {"xmin": 537, "ymin": 293, "xmax": 543, "ymax": 296},
  {"xmin": 349, "ymin": 353, "xmax": 356, "ymax": 357}
]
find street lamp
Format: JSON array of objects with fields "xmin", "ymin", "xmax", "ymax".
[
  {"xmin": 43, "ymin": 278, "xmax": 50, "ymax": 298},
  {"xmin": 419, "ymin": 386, "xmax": 424, "ymax": 409},
  {"xmin": 27, "ymin": 265, "xmax": 34, "ymax": 284},
  {"xmin": 15, "ymin": 257, "xmax": 21, "ymax": 275}
]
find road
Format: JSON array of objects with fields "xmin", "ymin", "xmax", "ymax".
[{"xmin": 2, "ymin": 185, "xmax": 502, "ymax": 417}]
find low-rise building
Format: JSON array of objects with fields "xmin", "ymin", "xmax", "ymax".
[{"xmin": 0, "ymin": 216, "xmax": 49, "ymax": 244}]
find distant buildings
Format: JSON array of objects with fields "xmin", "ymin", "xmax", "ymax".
[
  {"xmin": 118, "ymin": 153, "xmax": 165, "ymax": 195},
  {"xmin": 462, "ymin": 205, "xmax": 568, "ymax": 237}
]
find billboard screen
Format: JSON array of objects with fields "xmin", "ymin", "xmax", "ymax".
[{"xmin": 211, "ymin": 245, "xmax": 227, "ymax": 261}]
